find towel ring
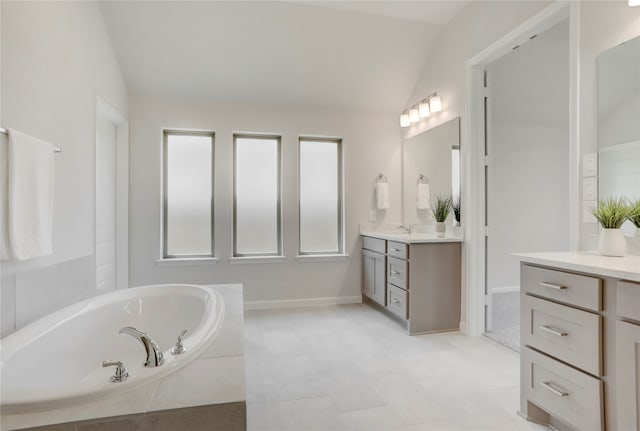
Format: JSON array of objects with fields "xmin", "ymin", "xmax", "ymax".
[
  {"xmin": 375, "ymin": 173, "xmax": 388, "ymax": 184},
  {"xmin": 417, "ymin": 174, "xmax": 430, "ymax": 185}
]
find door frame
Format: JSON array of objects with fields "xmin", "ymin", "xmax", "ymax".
[
  {"xmin": 96, "ymin": 97, "xmax": 129, "ymax": 291},
  {"xmin": 462, "ymin": 0, "xmax": 578, "ymax": 336}
]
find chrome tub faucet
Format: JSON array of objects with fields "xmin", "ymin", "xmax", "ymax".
[{"xmin": 119, "ymin": 326, "xmax": 165, "ymax": 367}]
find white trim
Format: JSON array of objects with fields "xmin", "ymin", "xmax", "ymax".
[
  {"xmin": 568, "ymin": 1, "xmax": 581, "ymax": 252},
  {"xmin": 244, "ymin": 295, "xmax": 362, "ymax": 311},
  {"xmin": 228, "ymin": 256, "xmax": 287, "ymax": 264},
  {"xmin": 464, "ymin": 0, "xmax": 571, "ymax": 336},
  {"xmin": 155, "ymin": 257, "xmax": 219, "ymax": 267},
  {"xmin": 96, "ymin": 97, "xmax": 128, "ymax": 291},
  {"xmin": 295, "ymin": 254, "xmax": 349, "ymax": 262},
  {"xmin": 489, "ymin": 286, "xmax": 521, "ymax": 295}
]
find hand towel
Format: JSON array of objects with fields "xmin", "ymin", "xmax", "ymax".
[
  {"xmin": 376, "ymin": 182, "xmax": 390, "ymax": 210},
  {"xmin": 6, "ymin": 129, "xmax": 55, "ymax": 260},
  {"xmin": 416, "ymin": 183, "xmax": 431, "ymax": 210}
]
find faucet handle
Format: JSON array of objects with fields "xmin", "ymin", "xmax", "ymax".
[
  {"xmin": 102, "ymin": 360, "xmax": 129, "ymax": 383},
  {"xmin": 171, "ymin": 329, "xmax": 188, "ymax": 355}
]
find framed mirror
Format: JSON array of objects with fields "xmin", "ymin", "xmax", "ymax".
[
  {"xmin": 598, "ymin": 36, "xmax": 640, "ymax": 235},
  {"xmin": 403, "ymin": 117, "xmax": 460, "ymax": 225}
]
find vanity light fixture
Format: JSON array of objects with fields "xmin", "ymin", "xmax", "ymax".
[
  {"xmin": 409, "ymin": 106, "xmax": 420, "ymax": 123},
  {"xmin": 418, "ymin": 99, "xmax": 431, "ymax": 117},
  {"xmin": 429, "ymin": 93, "xmax": 442, "ymax": 112},
  {"xmin": 400, "ymin": 113, "xmax": 410, "ymax": 127},
  {"xmin": 629, "ymin": 0, "xmax": 639, "ymax": 6},
  {"xmin": 400, "ymin": 92, "xmax": 443, "ymax": 127}
]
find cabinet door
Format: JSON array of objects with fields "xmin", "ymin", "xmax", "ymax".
[
  {"xmin": 371, "ymin": 252, "xmax": 386, "ymax": 306},
  {"xmin": 616, "ymin": 320, "xmax": 640, "ymax": 431},
  {"xmin": 362, "ymin": 252, "xmax": 374, "ymax": 298}
]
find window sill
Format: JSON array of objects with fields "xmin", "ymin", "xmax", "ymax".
[
  {"xmin": 295, "ymin": 254, "xmax": 350, "ymax": 263},
  {"xmin": 155, "ymin": 257, "xmax": 219, "ymax": 267},
  {"xmin": 228, "ymin": 256, "xmax": 287, "ymax": 264}
]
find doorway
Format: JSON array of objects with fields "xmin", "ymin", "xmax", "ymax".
[
  {"xmin": 483, "ymin": 20, "xmax": 571, "ymax": 349},
  {"xmin": 95, "ymin": 98, "xmax": 128, "ymax": 291}
]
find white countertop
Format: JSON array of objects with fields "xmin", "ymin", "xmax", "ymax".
[
  {"xmin": 515, "ymin": 251, "xmax": 640, "ymax": 283},
  {"xmin": 360, "ymin": 231, "xmax": 463, "ymax": 244}
]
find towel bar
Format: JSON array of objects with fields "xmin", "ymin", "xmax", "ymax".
[{"xmin": 0, "ymin": 128, "xmax": 62, "ymax": 153}]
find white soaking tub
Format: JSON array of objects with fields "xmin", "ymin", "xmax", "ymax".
[{"xmin": 0, "ymin": 284, "xmax": 225, "ymax": 414}]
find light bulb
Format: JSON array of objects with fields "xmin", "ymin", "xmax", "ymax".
[
  {"xmin": 629, "ymin": 0, "xmax": 640, "ymax": 6},
  {"xmin": 429, "ymin": 94, "xmax": 442, "ymax": 112},
  {"xmin": 400, "ymin": 113, "xmax": 410, "ymax": 127},
  {"xmin": 418, "ymin": 100, "xmax": 431, "ymax": 117},
  {"xmin": 409, "ymin": 107, "xmax": 420, "ymax": 123}
]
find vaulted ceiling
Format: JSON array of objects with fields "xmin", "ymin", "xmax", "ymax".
[{"xmin": 99, "ymin": 1, "xmax": 467, "ymax": 112}]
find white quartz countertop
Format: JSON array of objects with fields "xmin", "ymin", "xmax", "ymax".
[
  {"xmin": 360, "ymin": 231, "xmax": 463, "ymax": 244},
  {"xmin": 515, "ymin": 251, "xmax": 640, "ymax": 283}
]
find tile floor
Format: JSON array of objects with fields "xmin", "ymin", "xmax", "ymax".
[
  {"xmin": 244, "ymin": 304, "xmax": 548, "ymax": 431},
  {"xmin": 485, "ymin": 292, "xmax": 520, "ymax": 351}
]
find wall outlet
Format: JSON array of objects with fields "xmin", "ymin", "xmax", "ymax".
[{"xmin": 369, "ymin": 210, "xmax": 377, "ymax": 221}]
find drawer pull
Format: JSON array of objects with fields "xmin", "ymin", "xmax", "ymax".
[
  {"xmin": 540, "ymin": 381, "xmax": 569, "ymax": 397},
  {"xmin": 391, "ymin": 298, "xmax": 401, "ymax": 304},
  {"xmin": 539, "ymin": 325, "xmax": 568, "ymax": 337},
  {"xmin": 390, "ymin": 270, "xmax": 401, "ymax": 275},
  {"xmin": 539, "ymin": 282, "xmax": 566, "ymax": 290},
  {"xmin": 391, "ymin": 248, "xmax": 401, "ymax": 252}
]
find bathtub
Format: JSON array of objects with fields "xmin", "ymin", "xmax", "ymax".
[{"xmin": 0, "ymin": 284, "xmax": 225, "ymax": 414}]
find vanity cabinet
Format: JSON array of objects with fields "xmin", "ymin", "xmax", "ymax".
[
  {"xmin": 615, "ymin": 281, "xmax": 640, "ymax": 431},
  {"xmin": 518, "ymin": 256, "xmax": 640, "ymax": 431},
  {"xmin": 362, "ymin": 237, "xmax": 386, "ymax": 306},
  {"xmin": 361, "ymin": 235, "xmax": 461, "ymax": 335}
]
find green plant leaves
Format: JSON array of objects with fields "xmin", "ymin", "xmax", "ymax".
[{"xmin": 589, "ymin": 197, "xmax": 632, "ymax": 229}]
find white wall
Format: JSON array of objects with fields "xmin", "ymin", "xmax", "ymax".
[
  {"xmin": 0, "ymin": 1, "xmax": 128, "ymax": 335},
  {"xmin": 487, "ymin": 21, "xmax": 570, "ymax": 291},
  {"xmin": 577, "ymin": 1, "xmax": 640, "ymax": 250},
  {"xmin": 129, "ymin": 96, "xmax": 402, "ymax": 304}
]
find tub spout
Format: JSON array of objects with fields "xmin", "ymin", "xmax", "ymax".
[{"xmin": 119, "ymin": 326, "xmax": 165, "ymax": 367}]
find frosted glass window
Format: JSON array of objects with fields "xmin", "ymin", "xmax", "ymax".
[
  {"xmin": 163, "ymin": 131, "xmax": 214, "ymax": 257},
  {"xmin": 234, "ymin": 135, "xmax": 281, "ymax": 256},
  {"xmin": 299, "ymin": 138, "xmax": 343, "ymax": 254}
]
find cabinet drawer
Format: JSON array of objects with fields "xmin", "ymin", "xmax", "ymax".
[
  {"xmin": 362, "ymin": 236, "xmax": 386, "ymax": 254},
  {"xmin": 387, "ymin": 284, "xmax": 408, "ymax": 320},
  {"xmin": 387, "ymin": 257, "xmax": 408, "ymax": 290},
  {"xmin": 616, "ymin": 280, "xmax": 640, "ymax": 321},
  {"xmin": 523, "ymin": 347, "xmax": 603, "ymax": 431},
  {"xmin": 522, "ymin": 264, "xmax": 602, "ymax": 311},
  {"xmin": 387, "ymin": 241, "xmax": 408, "ymax": 260},
  {"xmin": 523, "ymin": 295, "xmax": 601, "ymax": 376}
]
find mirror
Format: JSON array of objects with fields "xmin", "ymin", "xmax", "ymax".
[
  {"xmin": 598, "ymin": 36, "xmax": 640, "ymax": 235},
  {"xmin": 403, "ymin": 117, "xmax": 460, "ymax": 225}
]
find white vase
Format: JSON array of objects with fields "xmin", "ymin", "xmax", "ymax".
[
  {"xmin": 435, "ymin": 222, "xmax": 446, "ymax": 238},
  {"xmin": 598, "ymin": 228, "xmax": 627, "ymax": 257}
]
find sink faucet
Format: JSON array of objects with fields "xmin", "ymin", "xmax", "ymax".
[
  {"xmin": 119, "ymin": 326, "xmax": 165, "ymax": 367},
  {"xmin": 397, "ymin": 225, "xmax": 412, "ymax": 234}
]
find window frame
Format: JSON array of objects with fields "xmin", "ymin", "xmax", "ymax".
[
  {"xmin": 162, "ymin": 129, "xmax": 215, "ymax": 259},
  {"xmin": 298, "ymin": 136, "xmax": 344, "ymax": 256},
  {"xmin": 232, "ymin": 133, "xmax": 283, "ymax": 257}
]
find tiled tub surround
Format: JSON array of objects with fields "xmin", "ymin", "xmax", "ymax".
[
  {"xmin": 517, "ymin": 252, "xmax": 640, "ymax": 431},
  {"xmin": 0, "ymin": 284, "xmax": 246, "ymax": 431},
  {"xmin": 1, "ymin": 255, "xmax": 97, "ymax": 337}
]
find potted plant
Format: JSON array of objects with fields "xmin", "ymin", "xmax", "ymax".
[
  {"xmin": 432, "ymin": 194, "xmax": 453, "ymax": 237},
  {"xmin": 452, "ymin": 197, "xmax": 461, "ymax": 227},
  {"xmin": 589, "ymin": 197, "xmax": 632, "ymax": 256},
  {"xmin": 627, "ymin": 198, "xmax": 640, "ymax": 237}
]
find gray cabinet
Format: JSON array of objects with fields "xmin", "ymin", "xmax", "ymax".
[
  {"xmin": 361, "ymin": 235, "xmax": 461, "ymax": 335},
  {"xmin": 616, "ymin": 320, "xmax": 640, "ymax": 431},
  {"xmin": 362, "ymin": 239, "xmax": 386, "ymax": 306}
]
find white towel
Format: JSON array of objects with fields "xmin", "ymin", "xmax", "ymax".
[
  {"xmin": 375, "ymin": 182, "xmax": 390, "ymax": 210},
  {"xmin": 4, "ymin": 129, "xmax": 55, "ymax": 260},
  {"xmin": 416, "ymin": 183, "xmax": 431, "ymax": 210}
]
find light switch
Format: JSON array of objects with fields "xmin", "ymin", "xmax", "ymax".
[
  {"xmin": 583, "ymin": 177, "xmax": 598, "ymax": 201},
  {"xmin": 583, "ymin": 153, "xmax": 598, "ymax": 177}
]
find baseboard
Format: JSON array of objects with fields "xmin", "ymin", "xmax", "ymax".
[
  {"xmin": 489, "ymin": 286, "xmax": 520, "ymax": 295},
  {"xmin": 244, "ymin": 295, "xmax": 362, "ymax": 311}
]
